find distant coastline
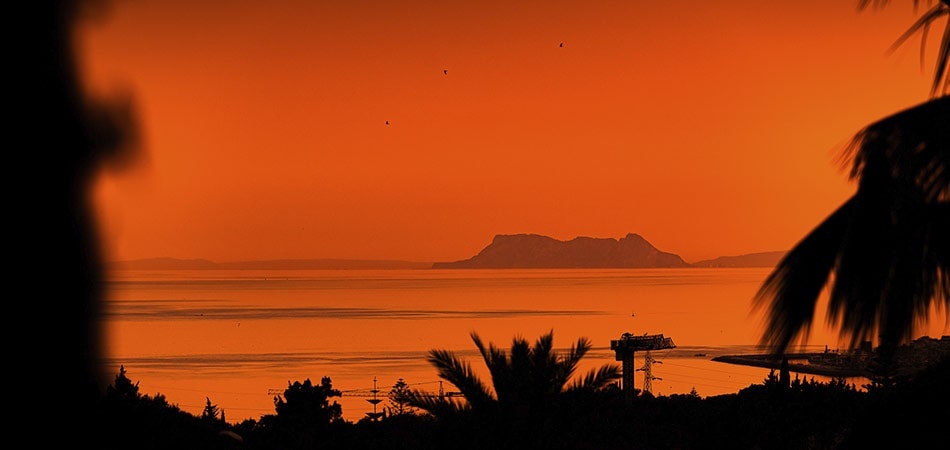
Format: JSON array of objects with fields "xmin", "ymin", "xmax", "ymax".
[
  {"xmin": 109, "ymin": 257, "xmax": 433, "ymax": 271},
  {"xmin": 110, "ymin": 252, "xmax": 785, "ymax": 271},
  {"xmin": 110, "ymin": 232, "xmax": 788, "ymax": 271},
  {"xmin": 713, "ymin": 335, "xmax": 950, "ymax": 379}
]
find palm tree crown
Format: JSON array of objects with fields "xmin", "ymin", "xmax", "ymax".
[
  {"xmin": 754, "ymin": 97, "xmax": 948, "ymax": 353},
  {"xmin": 409, "ymin": 330, "xmax": 620, "ymax": 418},
  {"xmin": 754, "ymin": 2, "xmax": 948, "ymax": 355}
]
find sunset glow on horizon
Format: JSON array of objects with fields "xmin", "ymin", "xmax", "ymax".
[{"xmin": 82, "ymin": 0, "xmax": 942, "ymax": 265}]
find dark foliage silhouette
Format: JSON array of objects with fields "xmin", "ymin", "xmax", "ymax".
[
  {"xmin": 844, "ymin": 355, "xmax": 950, "ymax": 449},
  {"xmin": 408, "ymin": 330, "xmax": 620, "ymax": 419},
  {"xmin": 403, "ymin": 331, "xmax": 621, "ymax": 448},
  {"xmin": 388, "ymin": 378, "xmax": 418, "ymax": 416},
  {"xmin": 754, "ymin": 1, "xmax": 949, "ymax": 358},
  {"xmin": 273, "ymin": 376, "xmax": 344, "ymax": 425},
  {"xmin": 252, "ymin": 377, "xmax": 346, "ymax": 449},
  {"xmin": 34, "ymin": 1, "xmax": 139, "ymax": 445},
  {"xmin": 98, "ymin": 346, "xmax": 948, "ymax": 449},
  {"xmin": 97, "ymin": 366, "xmax": 239, "ymax": 450},
  {"xmin": 859, "ymin": 0, "xmax": 949, "ymax": 97},
  {"xmin": 202, "ymin": 396, "xmax": 227, "ymax": 424}
]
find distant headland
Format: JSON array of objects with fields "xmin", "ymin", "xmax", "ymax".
[
  {"xmin": 432, "ymin": 233, "xmax": 688, "ymax": 269},
  {"xmin": 110, "ymin": 233, "xmax": 787, "ymax": 270}
]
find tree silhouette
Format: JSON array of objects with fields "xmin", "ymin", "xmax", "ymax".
[
  {"xmin": 96, "ymin": 365, "xmax": 236, "ymax": 450},
  {"xmin": 754, "ymin": 1, "xmax": 949, "ymax": 361},
  {"xmin": 201, "ymin": 397, "xmax": 225, "ymax": 424},
  {"xmin": 105, "ymin": 365, "xmax": 140, "ymax": 401},
  {"xmin": 408, "ymin": 330, "xmax": 620, "ymax": 420},
  {"xmin": 387, "ymin": 378, "xmax": 416, "ymax": 417},
  {"xmin": 273, "ymin": 376, "xmax": 344, "ymax": 425},
  {"xmin": 254, "ymin": 376, "xmax": 345, "ymax": 449},
  {"xmin": 101, "ymin": 365, "xmax": 175, "ymax": 413}
]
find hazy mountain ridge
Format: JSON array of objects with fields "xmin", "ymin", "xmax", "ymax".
[
  {"xmin": 690, "ymin": 251, "xmax": 787, "ymax": 268},
  {"xmin": 109, "ymin": 257, "xmax": 432, "ymax": 270}
]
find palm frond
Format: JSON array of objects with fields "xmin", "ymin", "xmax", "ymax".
[
  {"xmin": 843, "ymin": 97, "xmax": 949, "ymax": 200},
  {"xmin": 566, "ymin": 364, "xmax": 622, "ymax": 392},
  {"xmin": 404, "ymin": 389, "xmax": 468, "ymax": 417},
  {"xmin": 509, "ymin": 335, "xmax": 531, "ymax": 378},
  {"xmin": 471, "ymin": 332, "xmax": 509, "ymax": 383},
  {"xmin": 758, "ymin": 97, "xmax": 949, "ymax": 354},
  {"xmin": 426, "ymin": 348, "xmax": 494, "ymax": 409},
  {"xmin": 886, "ymin": 3, "xmax": 946, "ymax": 52},
  {"xmin": 885, "ymin": 2, "xmax": 949, "ymax": 96},
  {"xmin": 836, "ymin": 97, "xmax": 948, "ymax": 346},
  {"xmin": 555, "ymin": 336, "xmax": 591, "ymax": 387},
  {"xmin": 935, "ymin": 15, "xmax": 949, "ymax": 96},
  {"xmin": 861, "ymin": 0, "xmax": 950, "ymax": 97},
  {"xmin": 530, "ymin": 331, "xmax": 556, "ymax": 373},
  {"xmin": 754, "ymin": 198, "xmax": 855, "ymax": 354}
]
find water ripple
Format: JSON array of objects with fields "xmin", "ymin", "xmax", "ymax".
[{"xmin": 106, "ymin": 300, "xmax": 607, "ymax": 321}]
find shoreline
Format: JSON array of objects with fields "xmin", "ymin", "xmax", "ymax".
[
  {"xmin": 712, "ymin": 353, "xmax": 872, "ymax": 378},
  {"xmin": 713, "ymin": 335, "xmax": 950, "ymax": 379}
]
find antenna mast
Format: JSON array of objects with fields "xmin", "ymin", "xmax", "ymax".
[{"xmin": 364, "ymin": 376, "xmax": 384, "ymax": 421}]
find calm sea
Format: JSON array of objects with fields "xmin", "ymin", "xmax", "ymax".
[{"xmin": 102, "ymin": 268, "xmax": 946, "ymax": 423}]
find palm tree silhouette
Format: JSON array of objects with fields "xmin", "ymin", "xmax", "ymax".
[
  {"xmin": 409, "ymin": 330, "xmax": 620, "ymax": 419},
  {"xmin": 754, "ymin": 1, "xmax": 948, "ymax": 363}
]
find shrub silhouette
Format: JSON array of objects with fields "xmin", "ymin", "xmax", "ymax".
[
  {"xmin": 253, "ymin": 376, "xmax": 346, "ymax": 449},
  {"xmin": 97, "ymin": 366, "xmax": 236, "ymax": 450}
]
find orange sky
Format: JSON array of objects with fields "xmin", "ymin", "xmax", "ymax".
[{"xmin": 81, "ymin": 0, "xmax": 942, "ymax": 264}]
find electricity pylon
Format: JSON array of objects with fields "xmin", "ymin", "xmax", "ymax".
[{"xmin": 636, "ymin": 350, "xmax": 662, "ymax": 394}]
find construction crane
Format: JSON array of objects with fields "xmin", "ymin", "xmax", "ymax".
[
  {"xmin": 611, "ymin": 332, "xmax": 675, "ymax": 403},
  {"xmin": 338, "ymin": 379, "xmax": 462, "ymax": 419}
]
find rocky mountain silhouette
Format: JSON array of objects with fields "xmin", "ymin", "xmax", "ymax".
[{"xmin": 431, "ymin": 233, "xmax": 689, "ymax": 269}]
